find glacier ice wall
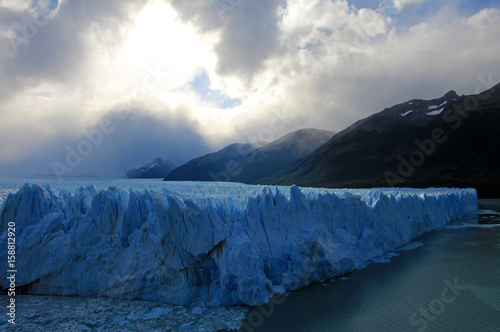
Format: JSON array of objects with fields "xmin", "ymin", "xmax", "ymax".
[{"xmin": 0, "ymin": 184, "xmax": 476, "ymax": 307}]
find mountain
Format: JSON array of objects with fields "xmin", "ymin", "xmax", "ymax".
[
  {"xmin": 164, "ymin": 128, "xmax": 335, "ymax": 183},
  {"xmin": 338, "ymin": 90, "xmax": 461, "ymax": 136},
  {"xmin": 268, "ymin": 84, "xmax": 500, "ymax": 198},
  {"xmin": 164, "ymin": 143, "xmax": 262, "ymax": 182},
  {"xmin": 126, "ymin": 157, "xmax": 177, "ymax": 178},
  {"xmin": 233, "ymin": 128, "xmax": 335, "ymax": 183}
]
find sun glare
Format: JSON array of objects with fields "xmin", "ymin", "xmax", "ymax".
[{"xmin": 121, "ymin": 1, "xmax": 210, "ymax": 97}]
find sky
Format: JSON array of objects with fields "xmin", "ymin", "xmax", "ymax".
[{"xmin": 0, "ymin": 0, "xmax": 499, "ymax": 177}]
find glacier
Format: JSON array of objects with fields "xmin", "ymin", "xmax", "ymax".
[{"xmin": 0, "ymin": 183, "xmax": 477, "ymax": 307}]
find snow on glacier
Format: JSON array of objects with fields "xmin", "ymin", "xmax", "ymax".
[{"xmin": 0, "ymin": 182, "xmax": 477, "ymax": 307}]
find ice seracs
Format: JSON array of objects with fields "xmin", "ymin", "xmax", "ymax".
[{"xmin": 0, "ymin": 183, "xmax": 477, "ymax": 307}]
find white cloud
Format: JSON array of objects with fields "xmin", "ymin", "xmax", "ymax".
[
  {"xmin": 467, "ymin": 7, "xmax": 500, "ymax": 28},
  {"xmin": 393, "ymin": 0, "xmax": 429, "ymax": 10},
  {"xmin": 0, "ymin": 0, "xmax": 31, "ymax": 12}
]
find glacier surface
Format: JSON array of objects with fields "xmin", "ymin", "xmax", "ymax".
[{"xmin": 0, "ymin": 183, "xmax": 477, "ymax": 307}]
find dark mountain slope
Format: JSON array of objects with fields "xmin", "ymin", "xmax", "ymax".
[
  {"xmin": 269, "ymin": 84, "xmax": 500, "ymax": 198},
  {"xmin": 164, "ymin": 143, "xmax": 261, "ymax": 182},
  {"xmin": 234, "ymin": 128, "xmax": 335, "ymax": 184},
  {"xmin": 337, "ymin": 89, "xmax": 460, "ymax": 138},
  {"xmin": 165, "ymin": 128, "xmax": 334, "ymax": 183}
]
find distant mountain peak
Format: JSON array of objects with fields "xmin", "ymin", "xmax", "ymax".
[
  {"xmin": 126, "ymin": 157, "xmax": 177, "ymax": 178},
  {"xmin": 338, "ymin": 89, "xmax": 465, "ymax": 136},
  {"xmin": 444, "ymin": 90, "xmax": 459, "ymax": 99},
  {"xmin": 165, "ymin": 128, "xmax": 335, "ymax": 183}
]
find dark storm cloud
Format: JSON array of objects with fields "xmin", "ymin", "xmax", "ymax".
[
  {"xmin": 4, "ymin": 0, "xmax": 145, "ymax": 82},
  {"xmin": 213, "ymin": 0, "xmax": 284, "ymax": 80},
  {"xmin": 2, "ymin": 107, "xmax": 211, "ymax": 177},
  {"xmin": 169, "ymin": 0, "xmax": 284, "ymax": 81},
  {"xmin": 167, "ymin": 0, "xmax": 222, "ymax": 31}
]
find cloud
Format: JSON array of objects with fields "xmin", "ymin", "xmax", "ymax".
[
  {"xmin": 213, "ymin": 0, "xmax": 284, "ymax": 82},
  {"xmin": 0, "ymin": 0, "xmax": 199, "ymax": 173},
  {"xmin": 1, "ymin": 0, "xmax": 500, "ymax": 178},
  {"xmin": 0, "ymin": 0, "xmax": 31, "ymax": 12},
  {"xmin": 393, "ymin": 0, "xmax": 430, "ymax": 10},
  {"xmin": 203, "ymin": 2, "xmax": 500, "ymax": 146},
  {"xmin": 169, "ymin": 0, "xmax": 284, "ymax": 83},
  {"xmin": 2, "ymin": 104, "xmax": 211, "ymax": 177}
]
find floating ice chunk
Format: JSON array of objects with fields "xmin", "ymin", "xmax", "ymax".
[
  {"xmin": 191, "ymin": 307, "xmax": 205, "ymax": 315},
  {"xmin": 396, "ymin": 242, "xmax": 424, "ymax": 251},
  {"xmin": 180, "ymin": 323, "xmax": 196, "ymax": 330},
  {"xmin": 477, "ymin": 209, "xmax": 500, "ymax": 216},
  {"xmin": 372, "ymin": 257, "xmax": 392, "ymax": 264},
  {"xmin": 113, "ymin": 316, "xmax": 126, "ymax": 323},
  {"xmin": 372, "ymin": 252, "xmax": 399, "ymax": 264},
  {"xmin": 143, "ymin": 308, "xmax": 173, "ymax": 319},
  {"xmin": 443, "ymin": 223, "xmax": 500, "ymax": 229}
]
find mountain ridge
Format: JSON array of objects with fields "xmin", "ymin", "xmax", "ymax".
[
  {"xmin": 126, "ymin": 157, "xmax": 177, "ymax": 179},
  {"xmin": 267, "ymin": 83, "xmax": 500, "ymax": 198},
  {"xmin": 164, "ymin": 128, "xmax": 335, "ymax": 183}
]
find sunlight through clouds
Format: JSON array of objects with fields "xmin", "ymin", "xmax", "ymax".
[
  {"xmin": 122, "ymin": 1, "xmax": 208, "ymax": 92},
  {"xmin": 0, "ymin": 0, "xmax": 499, "ymax": 176}
]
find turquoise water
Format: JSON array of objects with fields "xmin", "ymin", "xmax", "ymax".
[{"xmin": 234, "ymin": 200, "xmax": 500, "ymax": 332}]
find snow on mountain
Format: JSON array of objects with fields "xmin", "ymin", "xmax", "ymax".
[
  {"xmin": 425, "ymin": 100, "xmax": 449, "ymax": 115},
  {"xmin": 428, "ymin": 100, "xmax": 448, "ymax": 110},
  {"xmin": 126, "ymin": 157, "xmax": 177, "ymax": 179},
  {"xmin": 0, "ymin": 183, "xmax": 476, "ymax": 307},
  {"xmin": 335, "ymin": 90, "xmax": 461, "ymax": 137},
  {"xmin": 426, "ymin": 108, "xmax": 445, "ymax": 116}
]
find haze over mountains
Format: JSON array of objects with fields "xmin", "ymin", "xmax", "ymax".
[
  {"xmin": 126, "ymin": 157, "xmax": 177, "ymax": 179},
  {"xmin": 162, "ymin": 83, "xmax": 500, "ymax": 198},
  {"xmin": 164, "ymin": 129, "xmax": 334, "ymax": 183}
]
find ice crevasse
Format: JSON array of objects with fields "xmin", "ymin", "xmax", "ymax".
[{"xmin": 0, "ymin": 183, "xmax": 477, "ymax": 307}]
